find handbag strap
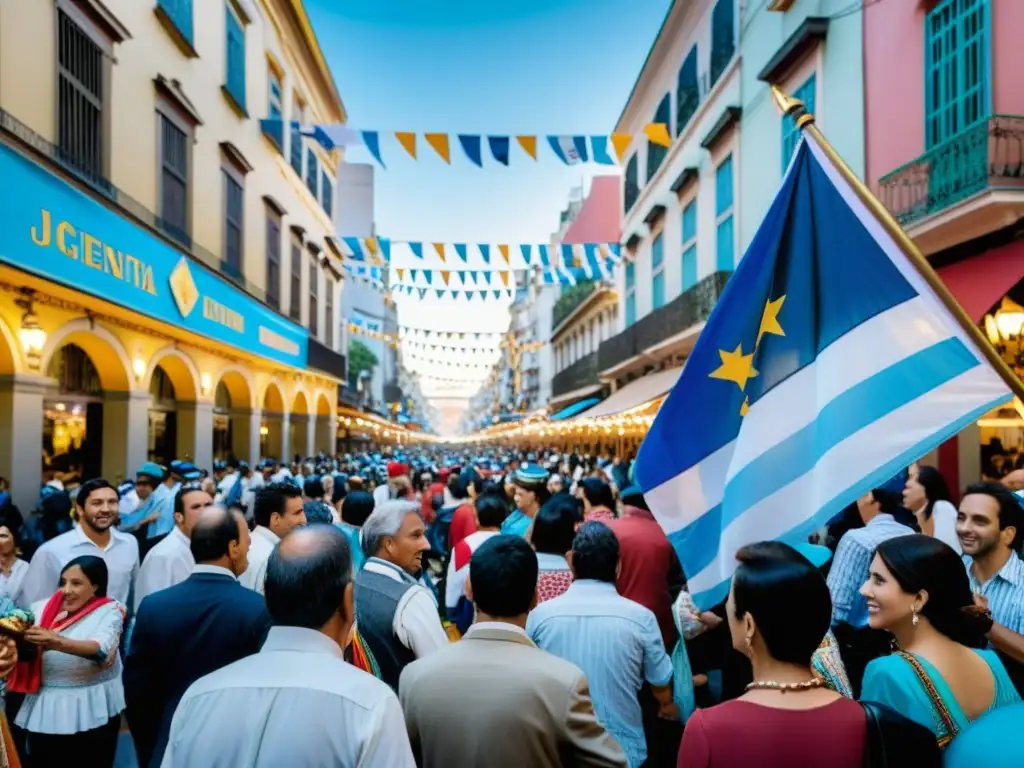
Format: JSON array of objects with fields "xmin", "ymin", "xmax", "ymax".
[{"xmin": 896, "ymin": 651, "xmax": 958, "ymax": 745}]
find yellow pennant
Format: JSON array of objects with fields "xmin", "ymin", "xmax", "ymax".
[
  {"xmin": 440, "ymin": 271, "xmax": 450, "ymax": 286},
  {"xmin": 364, "ymin": 237, "xmax": 379, "ymax": 261},
  {"xmin": 610, "ymin": 133, "xmax": 633, "ymax": 162},
  {"xmin": 516, "ymin": 135, "xmax": 538, "ymax": 160},
  {"xmin": 500, "ymin": 271, "xmax": 509, "ymax": 287},
  {"xmin": 498, "ymin": 244, "xmax": 510, "ymax": 263},
  {"xmin": 395, "ymin": 131, "xmax": 417, "ymax": 159},
  {"xmin": 643, "ymin": 123, "xmax": 671, "ymax": 148},
  {"xmin": 433, "ymin": 242, "xmax": 447, "ymax": 262},
  {"xmin": 396, "ymin": 268, "xmax": 405, "ymax": 280},
  {"xmin": 424, "ymin": 133, "xmax": 451, "ymax": 163}
]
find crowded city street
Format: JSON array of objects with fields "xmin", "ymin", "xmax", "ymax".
[{"xmin": 0, "ymin": 0, "xmax": 1021, "ymax": 766}]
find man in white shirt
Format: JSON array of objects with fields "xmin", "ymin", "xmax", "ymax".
[
  {"xmin": 17, "ymin": 477, "xmax": 140, "ymax": 610},
  {"xmin": 214, "ymin": 460, "xmax": 240, "ymax": 504},
  {"xmin": 354, "ymin": 501, "xmax": 449, "ymax": 692},
  {"xmin": 134, "ymin": 485, "xmax": 215, "ymax": 612},
  {"xmin": 162, "ymin": 525, "xmax": 414, "ymax": 768},
  {"xmin": 238, "ymin": 482, "xmax": 306, "ymax": 594}
]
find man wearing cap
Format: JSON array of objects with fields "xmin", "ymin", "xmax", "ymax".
[
  {"xmin": 503, "ymin": 464, "xmax": 552, "ymax": 538},
  {"xmin": 119, "ymin": 462, "xmax": 166, "ymax": 541},
  {"xmin": 145, "ymin": 463, "xmax": 202, "ymax": 557}
]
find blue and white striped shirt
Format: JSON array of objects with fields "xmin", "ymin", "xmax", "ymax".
[
  {"xmin": 827, "ymin": 514, "xmax": 915, "ymax": 627},
  {"xmin": 965, "ymin": 551, "xmax": 1024, "ymax": 635},
  {"xmin": 526, "ymin": 579, "xmax": 672, "ymax": 768}
]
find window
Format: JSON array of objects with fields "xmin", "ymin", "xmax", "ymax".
[
  {"xmin": 709, "ymin": 0, "xmax": 735, "ymax": 89},
  {"xmin": 224, "ymin": 3, "xmax": 246, "ymax": 112},
  {"xmin": 715, "ymin": 155, "xmax": 734, "ymax": 272},
  {"xmin": 625, "ymin": 262, "xmax": 636, "ymax": 327},
  {"xmin": 57, "ymin": 9, "xmax": 105, "ymax": 183},
  {"xmin": 308, "ymin": 252, "xmax": 319, "ymax": 336},
  {"xmin": 624, "ymin": 155, "xmax": 639, "ymax": 214},
  {"xmin": 306, "ymin": 146, "xmax": 319, "ymax": 198},
  {"xmin": 676, "ymin": 46, "xmax": 700, "ymax": 137},
  {"xmin": 290, "ymin": 97, "xmax": 305, "ymax": 177},
  {"xmin": 682, "ymin": 199, "xmax": 698, "ymax": 290},
  {"xmin": 289, "ymin": 235, "xmax": 302, "ymax": 321},
  {"xmin": 321, "ymin": 170, "xmax": 334, "ymax": 217},
  {"xmin": 651, "ymin": 233, "xmax": 665, "ymax": 310},
  {"xmin": 264, "ymin": 65, "xmax": 283, "ymax": 149},
  {"xmin": 781, "ymin": 75, "xmax": 816, "ymax": 172},
  {"xmin": 158, "ymin": 113, "xmax": 189, "ymax": 244},
  {"xmin": 925, "ymin": 0, "xmax": 990, "ymax": 148},
  {"xmin": 221, "ymin": 167, "xmax": 244, "ymax": 280},
  {"xmin": 265, "ymin": 208, "xmax": 281, "ymax": 309},
  {"xmin": 157, "ymin": 0, "xmax": 194, "ymax": 46},
  {"xmin": 647, "ymin": 94, "xmax": 671, "ymax": 182},
  {"xmin": 325, "ymin": 277, "xmax": 335, "ymax": 347}
]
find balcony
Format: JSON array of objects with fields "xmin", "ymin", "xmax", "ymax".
[
  {"xmin": 307, "ymin": 338, "xmax": 347, "ymax": 382},
  {"xmin": 552, "ymin": 351, "xmax": 599, "ymax": 399},
  {"xmin": 598, "ymin": 270, "xmax": 730, "ymax": 374},
  {"xmin": 552, "ymin": 281, "xmax": 597, "ymax": 330},
  {"xmin": 878, "ymin": 116, "xmax": 1024, "ymax": 254}
]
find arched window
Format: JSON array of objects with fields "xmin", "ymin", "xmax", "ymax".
[
  {"xmin": 710, "ymin": 0, "xmax": 735, "ymax": 88},
  {"xmin": 647, "ymin": 94, "xmax": 671, "ymax": 181},
  {"xmin": 676, "ymin": 45, "xmax": 699, "ymax": 136}
]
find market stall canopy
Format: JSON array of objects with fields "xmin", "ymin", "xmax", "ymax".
[
  {"xmin": 573, "ymin": 367, "xmax": 683, "ymax": 421},
  {"xmin": 936, "ymin": 240, "xmax": 1024, "ymax": 322},
  {"xmin": 550, "ymin": 397, "xmax": 602, "ymax": 421}
]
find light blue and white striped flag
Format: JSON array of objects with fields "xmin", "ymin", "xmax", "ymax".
[{"xmin": 635, "ymin": 132, "xmax": 1012, "ymax": 609}]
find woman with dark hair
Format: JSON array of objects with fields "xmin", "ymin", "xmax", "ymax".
[
  {"xmin": 577, "ymin": 477, "xmax": 615, "ymax": 523},
  {"xmin": 338, "ymin": 491, "xmax": 375, "ymax": 574},
  {"xmin": 678, "ymin": 541, "xmax": 869, "ymax": 767},
  {"xmin": 11, "ymin": 555, "xmax": 124, "ymax": 765},
  {"xmin": 860, "ymin": 535, "xmax": 1020, "ymax": 746},
  {"xmin": 531, "ymin": 495, "xmax": 578, "ymax": 602},
  {"xmin": 903, "ymin": 464, "xmax": 960, "ymax": 553},
  {"xmin": 0, "ymin": 517, "xmax": 26, "ymax": 604}
]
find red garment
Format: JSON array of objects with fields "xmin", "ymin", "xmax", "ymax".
[
  {"xmin": 677, "ymin": 699, "xmax": 866, "ymax": 767},
  {"xmin": 584, "ymin": 506, "xmax": 615, "ymax": 523},
  {"xmin": 448, "ymin": 502, "xmax": 477, "ymax": 549},
  {"xmin": 9, "ymin": 592, "xmax": 116, "ymax": 694},
  {"xmin": 537, "ymin": 570, "xmax": 573, "ymax": 603},
  {"xmin": 421, "ymin": 481, "xmax": 445, "ymax": 524},
  {"xmin": 606, "ymin": 506, "xmax": 677, "ymax": 650},
  {"xmin": 387, "ymin": 462, "xmax": 409, "ymax": 479}
]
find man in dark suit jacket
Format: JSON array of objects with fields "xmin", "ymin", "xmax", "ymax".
[{"xmin": 124, "ymin": 506, "xmax": 272, "ymax": 768}]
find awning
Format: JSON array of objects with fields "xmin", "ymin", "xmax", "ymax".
[
  {"xmin": 937, "ymin": 241, "xmax": 1024, "ymax": 322},
  {"xmin": 550, "ymin": 397, "xmax": 601, "ymax": 421},
  {"xmin": 574, "ymin": 367, "xmax": 683, "ymax": 420}
]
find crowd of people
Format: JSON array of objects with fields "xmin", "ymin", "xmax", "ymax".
[{"xmin": 0, "ymin": 447, "xmax": 1017, "ymax": 766}]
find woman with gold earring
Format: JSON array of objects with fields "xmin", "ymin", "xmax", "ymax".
[
  {"xmin": 860, "ymin": 535, "xmax": 1020, "ymax": 747},
  {"xmin": 677, "ymin": 542, "xmax": 873, "ymax": 766}
]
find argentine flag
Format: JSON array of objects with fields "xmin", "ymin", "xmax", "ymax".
[{"xmin": 635, "ymin": 133, "xmax": 1012, "ymax": 610}]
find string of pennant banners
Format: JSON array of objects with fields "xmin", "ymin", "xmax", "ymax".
[
  {"xmin": 340, "ymin": 239, "xmax": 621, "ymax": 269},
  {"xmin": 265, "ymin": 120, "xmax": 673, "ymax": 168}
]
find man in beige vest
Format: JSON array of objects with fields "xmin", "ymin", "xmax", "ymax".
[{"xmin": 399, "ymin": 534, "xmax": 626, "ymax": 768}]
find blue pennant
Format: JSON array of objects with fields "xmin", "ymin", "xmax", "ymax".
[
  {"xmin": 378, "ymin": 237, "xmax": 391, "ymax": 262},
  {"xmin": 418, "ymin": 288, "xmax": 427, "ymax": 299},
  {"xmin": 591, "ymin": 136, "xmax": 615, "ymax": 165},
  {"xmin": 520, "ymin": 244, "xmax": 532, "ymax": 265},
  {"xmin": 362, "ymin": 131, "xmax": 385, "ymax": 167},
  {"xmin": 455, "ymin": 243, "xmax": 468, "ymax": 262},
  {"xmin": 483, "ymin": 272, "xmax": 492, "ymax": 285},
  {"xmin": 410, "ymin": 269, "xmax": 418, "ymax": 282},
  {"xmin": 539, "ymin": 244, "xmax": 551, "ymax": 267},
  {"xmin": 572, "ymin": 136, "xmax": 589, "ymax": 162},
  {"xmin": 423, "ymin": 269, "xmax": 433, "ymax": 283},
  {"xmin": 458, "ymin": 135, "xmax": 483, "ymax": 167},
  {"xmin": 493, "ymin": 290, "xmax": 502, "ymax": 300},
  {"xmin": 488, "ymin": 136, "xmax": 510, "ymax": 166},
  {"xmin": 435, "ymin": 289, "xmax": 445, "ymax": 299},
  {"xmin": 410, "ymin": 242, "xmax": 424, "ymax": 259},
  {"xmin": 479, "ymin": 244, "xmax": 491, "ymax": 264},
  {"xmin": 343, "ymin": 237, "xmax": 364, "ymax": 261}
]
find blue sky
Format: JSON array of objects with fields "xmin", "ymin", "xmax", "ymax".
[{"xmin": 305, "ymin": 0, "xmax": 672, "ymax": 398}]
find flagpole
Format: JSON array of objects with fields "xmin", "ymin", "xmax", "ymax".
[{"xmin": 770, "ymin": 85, "xmax": 1024, "ymax": 403}]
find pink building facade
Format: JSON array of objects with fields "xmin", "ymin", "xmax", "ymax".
[{"xmin": 865, "ymin": 0, "xmax": 1024, "ymax": 491}]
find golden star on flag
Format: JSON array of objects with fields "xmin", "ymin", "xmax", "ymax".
[
  {"xmin": 709, "ymin": 344, "xmax": 758, "ymax": 391},
  {"xmin": 740, "ymin": 397, "xmax": 750, "ymax": 417},
  {"xmin": 757, "ymin": 295, "xmax": 787, "ymax": 346}
]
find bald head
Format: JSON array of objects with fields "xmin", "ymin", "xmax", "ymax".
[
  {"xmin": 264, "ymin": 524, "xmax": 353, "ymax": 629},
  {"xmin": 190, "ymin": 506, "xmax": 245, "ymax": 563}
]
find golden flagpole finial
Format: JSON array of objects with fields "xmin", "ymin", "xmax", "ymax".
[{"xmin": 770, "ymin": 84, "xmax": 816, "ymax": 129}]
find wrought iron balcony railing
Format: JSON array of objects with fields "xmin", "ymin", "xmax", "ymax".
[
  {"xmin": 552, "ymin": 280, "xmax": 598, "ymax": 331},
  {"xmin": 878, "ymin": 115, "xmax": 1024, "ymax": 226},
  {"xmin": 552, "ymin": 350, "xmax": 599, "ymax": 398}
]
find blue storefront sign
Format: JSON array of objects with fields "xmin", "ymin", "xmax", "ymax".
[{"xmin": 0, "ymin": 142, "xmax": 308, "ymax": 368}]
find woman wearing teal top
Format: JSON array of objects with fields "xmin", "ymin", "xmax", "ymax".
[
  {"xmin": 502, "ymin": 464, "xmax": 551, "ymax": 539},
  {"xmin": 859, "ymin": 535, "xmax": 1021, "ymax": 747}
]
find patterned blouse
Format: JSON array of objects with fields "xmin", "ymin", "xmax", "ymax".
[{"xmin": 812, "ymin": 629, "xmax": 854, "ymax": 698}]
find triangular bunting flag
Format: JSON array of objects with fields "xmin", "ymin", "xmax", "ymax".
[
  {"xmin": 643, "ymin": 122, "xmax": 671, "ymax": 147},
  {"xmin": 343, "ymin": 237, "xmax": 364, "ymax": 260},
  {"xmin": 498, "ymin": 244, "xmax": 510, "ymax": 263},
  {"xmin": 520, "ymin": 244, "xmax": 532, "ymax": 265},
  {"xmin": 516, "ymin": 135, "xmax": 538, "ymax": 160},
  {"xmin": 378, "ymin": 237, "xmax": 391, "ymax": 262},
  {"xmin": 500, "ymin": 272, "xmax": 509, "ymax": 287},
  {"xmin": 454, "ymin": 243, "xmax": 468, "ymax": 263},
  {"xmin": 395, "ymin": 131, "xmax": 417, "ymax": 159},
  {"xmin": 479, "ymin": 244, "xmax": 491, "ymax": 264},
  {"xmin": 451, "ymin": 291, "xmax": 460, "ymax": 300},
  {"xmin": 483, "ymin": 272, "xmax": 492, "ymax": 285},
  {"xmin": 572, "ymin": 136, "xmax": 589, "ymax": 162},
  {"xmin": 433, "ymin": 242, "xmax": 447, "ymax": 262},
  {"xmin": 440, "ymin": 271, "xmax": 450, "ymax": 286},
  {"xmin": 424, "ymin": 133, "xmax": 451, "ymax": 163},
  {"xmin": 591, "ymin": 136, "xmax": 615, "ymax": 165},
  {"xmin": 610, "ymin": 133, "xmax": 632, "ymax": 162},
  {"xmin": 493, "ymin": 290, "xmax": 502, "ymax": 300},
  {"xmin": 362, "ymin": 131, "xmax": 385, "ymax": 167},
  {"xmin": 365, "ymin": 237, "xmax": 379, "ymax": 262},
  {"xmin": 539, "ymin": 244, "xmax": 550, "ymax": 267},
  {"xmin": 410, "ymin": 242, "xmax": 424, "ymax": 259},
  {"xmin": 561, "ymin": 243, "xmax": 574, "ymax": 267},
  {"xmin": 488, "ymin": 136, "xmax": 510, "ymax": 166},
  {"xmin": 396, "ymin": 268, "xmax": 405, "ymax": 280},
  {"xmin": 458, "ymin": 135, "xmax": 483, "ymax": 167},
  {"xmin": 467, "ymin": 271, "xmax": 477, "ymax": 285},
  {"xmin": 435, "ymin": 289, "xmax": 445, "ymax": 299},
  {"xmin": 410, "ymin": 269, "xmax": 418, "ymax": 282},
  {"xmin": 424, "ymin": 269, "xmax": 433, "ymax": 283}
]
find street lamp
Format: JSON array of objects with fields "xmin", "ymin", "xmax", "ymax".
[{"xmin": 15, "ymin": 290, "xmax": 46, "ymax": 371}]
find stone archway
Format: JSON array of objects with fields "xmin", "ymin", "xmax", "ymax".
[
  {"xmin": 144, "ymin": 346, "xmax": 201, "ymax": 465},
  {"xmin": 213, "ymin": 367, "xmax": 255, "ymax": 464},
  {"xmin": 314, "ymin": 390, "xmax": 336, "ymax": 455},
  {"xmin": 289, "ymin": 389, "xmax": 310, "ymax": 463},
  {"xmin": 260, "ymin": 379, "xmax": 286, "ymax": 461}
]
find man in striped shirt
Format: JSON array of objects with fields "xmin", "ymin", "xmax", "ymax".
[{"xmin": 958, "ymin": 482, "xmax": 1024, "ymax": 635}]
